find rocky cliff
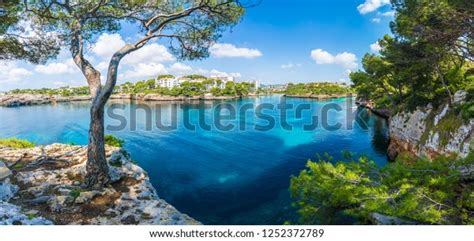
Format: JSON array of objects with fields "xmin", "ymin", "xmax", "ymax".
[
  {"xmin": 0, "ymin": 144, "xmax": 199, "ymax": 225},
  {"xmin": 387, "ymin": 91, "xmax": 473, "ymax": 160}
]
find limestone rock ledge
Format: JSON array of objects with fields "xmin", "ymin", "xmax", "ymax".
[
  {"xmin": 0, "ymin": 94, "xmax": 91, "ymax": 107},
  {"xmin": 0, "ymin": 94, "xmax": 240, "ymax": 107},
  {"xmin": 0, "ymin": 144, "xmax": 199, "ymax": 225},
  {"xmin": 388, "ymin": 91, "xmax": 473, "ymax": 160}
]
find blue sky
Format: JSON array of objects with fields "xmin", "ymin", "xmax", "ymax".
[{"xmin": 0, "ymin": 0, "xmax": 394, "ymax": 91}]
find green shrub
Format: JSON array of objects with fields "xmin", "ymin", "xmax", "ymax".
[
  {"xmin": 290, "ymin": 153, "xmax": 474, "ymax": 224},
  {"xmin": 0, "ymin": 138, "xmax": 35, "ymax": 149},
  {"xmin": 12, "ymin": 163, "xmax": 25, "ymax": 169},
  {"xmin": 460, "ymin": 102, "xmax": 474, "ymax": 120},
  {"xmin": 70, "ymin": 188, "xmax": 82, "ymax": 199},
  {"xmin": 435, "ymin": 111, "xmax": 464, "ymax": 147},
  {"xmin": 104, "ymin": 135, "xmax": 124, "ymax": 147}
]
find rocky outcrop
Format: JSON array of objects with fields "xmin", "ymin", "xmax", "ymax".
[
  {"xmin": 0, "ymin": 201, "xmax": 53, "ymax": 225},
  {"xmin": 0, "ymin": 94, "xmax": 52, "ymax": 107},
  {"xmin": 0, "ymin": 94, "xmax": 92, "ymax": 107},
  {"xmin": 1, "ymin": 94, "xmax": 241, "ymax": 107},
  {"xmin": 355, "ymin": 99, "xmax": 390, "ymax": 118},
  {"xmin": 110, "ymin": 94, "xmax": 134, "ymax": 100},
  {"xmin": 0, "ymin": 144, "xmax": 199, "ymax": 225},
  {"xmin": 388, "ymin": 91, "xmax": 473, "ymax": 160},
  {"xmin": 0, "ymin": 161, "xmax": 12, "ymax": 180}
]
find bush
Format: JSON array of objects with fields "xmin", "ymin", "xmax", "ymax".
[
  {"xmin": 290, "ymin": 154, "xmax": 474, "ymax": 224},
  {"xmin": 460, "ymin": 102, "xmax": 474, "ymax": 120},
  {"xmin": 104, "ymin": 135, "xmax": 124, "ymax": 147},
  {"xmin": 0, "ymin": 138, "xmax": 35, "ymax": 149}
]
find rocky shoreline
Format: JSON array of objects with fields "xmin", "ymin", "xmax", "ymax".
[
  {"xmin": 0, "ymin": 144, "xmax": 199, "ymax": 225},
  {"xmin": 354, "ymin": 91, "xmax": 472, "ymax": 161},
  {"xmin": 354, "ymin": 99, "xmax": 391, "ymax": 118},
  {"xmin": 387, "ymin": 104, "xmax": 473, "ymax": 161},
  {"xmin": 0, "ymin": 94, "xmax": 241, "ymax": 107}
]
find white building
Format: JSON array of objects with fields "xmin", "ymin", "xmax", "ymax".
[
  {"xmin": 155, "ymin": 75, "xmax": 235, "ymax": 89},
  {"xmin": 155, "ymin": 77, "xmax": 182, "ymax": 88},
  {"xmin": 210, "ymin": 75, "xmax": 235, "ymax": 89},
  {"xmin": 254, "ymin": 80, "xmax": 261, "ymax": 90}
]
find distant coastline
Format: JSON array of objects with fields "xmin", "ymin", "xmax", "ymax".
[
  {"xmin": 0, "ymin": 94, "xmax": 248, "ymax": 107},
  {"xmin": 284, "ymin": 93, "xmax": 354, "ymax": 100}
]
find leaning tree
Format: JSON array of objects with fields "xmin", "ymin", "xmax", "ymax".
[{"xmin": 9, "ymin": 0, "xmax": 244, "ymax": 188}]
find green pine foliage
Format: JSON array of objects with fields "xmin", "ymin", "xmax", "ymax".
[
  {"xmin": 104, "ymin": 135, "xmax": 124, "ymax": 148},
  {"xmin": 290, "ymin": 153, "xmax": 474, "ymax": 224},
  {"xmin": 350, "ymin": 0, "xmax": 473, "ymax": 111}
]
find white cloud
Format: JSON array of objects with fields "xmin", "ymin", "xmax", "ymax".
[
  {"xmin": 122, "ymin": 43, "xmax": 175, "ymax": 65},
  {"xmin": 121, "ymin": 63, "xmax": 168, "ymax": 80},
  {"xmin": 35, "ymin": 62, "xmax": 77, "ymax": 74},
  {"xmin": 379, "ymin": 10, "xmax": 395, "ymax": 17},
  {"xmin": 210, "ymin": 43, "xmax": 262, "ymax": 58},
  {"xmin": 169, "ymin": 63, "xmax": 193, "ymax": 75},
  {"xmin": 281, "ymin": 63, "xmax": 302, "ymax": 69},
  {"xmin": 97, "ymin": 61, "xmax": 109, "ymax": 71},
  {"xmin": 311, "ymin": 49, "xmax": 335, "ymax": 64},
  {"xmin": 357, "ymin": 0, "xmax": 390, "ymax": 14},
  {"xmin": 210, "ymin": 69, "xmax": 241, "ymax": 78},
  {"xmin": 92, "ymin": 33, "xmax": 126, "ymax": 58},
  {"xmin": 0, "ymin": 62, "xmax": 33, "ymax": 83},
  {"xmin": 370, "ymin": 41, "xmax": 382, "ymax": 52},
  {"xmin": 310, "ymin": 49, "xmax": 358, "ymax": 69},
  {"xmin": 92, "ymin": 33, "xmax": 175, "ymax": 65},
  {"xmin": 371, "ymin": 18, "xmax": 381, "ymax": 23}
]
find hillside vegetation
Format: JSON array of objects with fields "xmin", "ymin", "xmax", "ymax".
[{"xmin": 285, "ymin": 82, "xmax": 352, "ymax": 96}]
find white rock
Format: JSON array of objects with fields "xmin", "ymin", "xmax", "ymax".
[
  {"xmin": 0, "ymin": 201, "xmax": 53, "ymax": 225},
  {"xmin": 434, "ymin": 104, "xmax": 449, "ymax": 126},
  {"xmin": 390, "ymin": 103, "xmax": 473, "ymax": 159},
  {"xmin": 0, "ymin": 179, "xmax": 19, "ymax": 202},
  {"xmin": 454, "ymin": 90, "xmax": 467, "ymax": 104},
  {"xmin": 0, "ymin": 144, "xmax": 199, "ymax": 225},
  {"xmin": 0, "ymin": 161, "xmax": 12, "ymax": 180}
]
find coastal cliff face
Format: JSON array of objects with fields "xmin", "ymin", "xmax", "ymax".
[
  {"xmin": 0, "ymin": 144, "xmax": 199, "ymax": 225},
  {"xmin": 388, "ymin": 91, "xmax": 473, "ymax": 160}
]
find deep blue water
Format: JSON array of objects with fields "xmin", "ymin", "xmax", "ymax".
[{"xmin": 0, "ymin": 95, "xmax": 389, "ymax": 224}]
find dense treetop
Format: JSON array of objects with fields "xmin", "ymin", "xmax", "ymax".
[{"xmin": 351, "ymin": 0, "xmax": 473, "ymax": 112}]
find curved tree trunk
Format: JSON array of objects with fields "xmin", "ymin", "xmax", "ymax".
[
  {"xmin": 69, "ymin": 21, "xmax": 147, "ymax": 189},
  {"xmin": 83, "ymin": 52, "xmax": 128, "ymax": 189},
  {"xmin": 84, "ymin": 102, "xmax": 110, "ymax": 189}
]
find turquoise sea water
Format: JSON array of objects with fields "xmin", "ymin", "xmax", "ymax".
[{"xmin": 0, "ymin": 95, "xmax": 389, "ymax": 224}]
